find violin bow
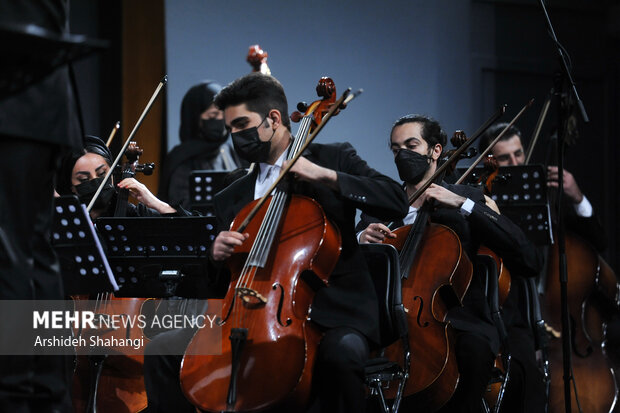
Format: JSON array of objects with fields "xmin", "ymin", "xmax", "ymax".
[
  {"xmin": 456, "ymin": 99, "xmax": 534, "ymax": 185},
  {"xmin": 105, "ymin": 121, "xmax": 121, "ymax": 147},
  {"xmin": 525, "ymin": 94, "xmax": 552, "ymax": 164},
  {"xmin": 236, "ymin": 88, "xmax": 363, "ymax": 232},
  {"xmin": 87, "ymin": 76, "xmax": 168, "ymax": 213}
]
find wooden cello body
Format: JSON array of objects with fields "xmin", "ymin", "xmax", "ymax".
[
  {"xmin": 181, "ymin": 196, "xmax": 340, "ymax": 411},
  {"xmin": 382, "ymin": 222, "xmax": 473, "ymax": 411},
  {"xmin": 543, "ymin": 232, "xmax": 619, "ymax": 413}
]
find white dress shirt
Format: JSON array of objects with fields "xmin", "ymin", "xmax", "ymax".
[{"xmin": 254, "ymin": 149, "xmax": 287, "ymax": 200}]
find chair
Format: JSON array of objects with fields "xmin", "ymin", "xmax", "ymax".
[
  {"xmin": 475, "ymin": 253, "xmax": 512, "ymax": 413},
  {"xmin": 360, "ymin": 243, "xmax": 410, "ymax": 413}
]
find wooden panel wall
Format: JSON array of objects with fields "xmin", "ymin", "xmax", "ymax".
[{"xmin": 121, "ymin": 0, "xmax": 165, "ymax": 194}]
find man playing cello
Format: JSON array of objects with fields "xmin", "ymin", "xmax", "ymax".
[
  {"xmin": 145, "ymin": 73, "xmax": 408, "ymax": 412},
  {"xmin": 357, "ymin": 114, "xmax": 543, "ymax": 413}
]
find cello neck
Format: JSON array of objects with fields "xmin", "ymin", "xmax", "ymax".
[{"xmin": 243, "ymin": 115, "xmax": 314, "ymax": 269}]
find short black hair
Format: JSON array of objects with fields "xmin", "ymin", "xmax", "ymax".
[
  {"xmin": 214, "ymin": 73, "xmax": 291, "ymax": 130},
  {"xmin": 390, "ymin": 114, "xmax": 447, "ymax": 148},
  {"xmin": 478, "ymin": 122, "xmax": 523, "ymax": 152}
]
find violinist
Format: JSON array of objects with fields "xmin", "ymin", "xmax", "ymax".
[
  {"xmin": 356, "ymin": 114, "xmax": 543, "ymax": 413},
  {"xmin": 144, "ymin": 73, "xmax": 408, "ymax": 413},
  {"xmin": 55, "ymin": 135, "xmax": 184, "ymax": 219},
  {"xmin": 158, "ymin": 81, "xmax": 244, "ymax": 209}
]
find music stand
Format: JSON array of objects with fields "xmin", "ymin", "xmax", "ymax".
[
  {"xmin": 457, "ymin": 164, "xmax": 553, "ymax": 245},
  {"xmin": 95, "ymin": 216, "xmax": 219, "ymax": 298},
  {"xmin": 188, "ymin": 171, "xmax": 229, "ymax": 216},
  {"xmin": 51, "ymin": 196, "xmax": 118, "ymax": 295}
]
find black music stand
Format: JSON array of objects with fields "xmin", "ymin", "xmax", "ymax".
[
  {"xmin": 457, "ymin": 164, "xmax": 553, "ymax": 245},
  {"xmin": 188, "ymin": 171, "xmax": 230, "ymax": 216},
  {"xmin": 51, "ymin": 196, "xmax": 118, "ymax": 295},
  {"xmin": 95, "ymin": 216, "xmax": 219, "ymax": 298}
]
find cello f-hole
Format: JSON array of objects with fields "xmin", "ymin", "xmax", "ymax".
[
  {"xmin": 413, "ymin": 296, "xmax": 430, "ymax": 328},
  {"xmin": 273, "ymin": 283, "xmax": 292, "ymax": 327}
]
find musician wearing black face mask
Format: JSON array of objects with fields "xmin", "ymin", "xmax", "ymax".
[
  {"xmin": 159, "ymin": 81, "xmax": 244, "ymax": 209},
  {"xmin": 356, "ymin": 114, "xmax": 543, "ymax": 413},
  {"xmin": 56, "ymin": 136, "xmax": 183, "ymax": 219}
]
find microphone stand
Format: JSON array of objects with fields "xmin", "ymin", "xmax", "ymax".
[{"xmin": 538, "ymin": 1, "xmax": 589, "ymax": 412}]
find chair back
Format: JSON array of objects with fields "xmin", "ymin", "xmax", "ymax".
[{"xmin": 360, "ymin": 243, "xmax": 406, "ymax": 348}]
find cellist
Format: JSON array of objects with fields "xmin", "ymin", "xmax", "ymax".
[
  {"xmin": 478, "ymin": 122, "xmax": 618, "ymax": 413},
  {"xmin": 478, "ymin": 122, "xmax": 607, "ymax": 251},
  {"xmin": 356, "ymin": 114, "xmax": 543, "ymax": 413},
  {"xmin": 145, "ymin": 73, "xmax": 408, "ymax": 413}
]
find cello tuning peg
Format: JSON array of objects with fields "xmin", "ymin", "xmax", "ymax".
[
  {"xmin": 297, "ymin": 102, "xmax": 308, "ymax": 112},
  {"xmin": 290, "ymin": 111, "xmax": 303, "ymax": 123}
]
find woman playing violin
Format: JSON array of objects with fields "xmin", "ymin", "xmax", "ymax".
[
  {"xmin": 357, "ymin": 114, "xmax": 543, "ymax": 413},
  {"xmin": 55, "ymin": 135, "xmax": 181, "ymax": 219}
]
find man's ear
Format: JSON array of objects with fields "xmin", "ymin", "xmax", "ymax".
[
  {"xmin": 431, "ymin": 143, "xmax": 443, "ymax": 160},
  {"xmin": 267, "ymin": 109, "xmax": 281, "ymax": 130}
]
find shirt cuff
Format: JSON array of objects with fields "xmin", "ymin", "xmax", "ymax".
[
  {"xmin": 356, "ymin": 230, "xmax": 364, "ymax": 243},
  {"xmin": 574, "ymin": 195, "xmax": 593, "ymax": 218},
  {"xmin": 459, "ymin": 198, "xmax": 475, "ymax": 217}
]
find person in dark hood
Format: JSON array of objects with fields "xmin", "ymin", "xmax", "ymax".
[
  {"xmin": 158, "ymin": 81, "xmax": 243, "ymax": 209},
  {"xmin": 56, "ymin": 135, "xmax": 181, "ymax": 219}
]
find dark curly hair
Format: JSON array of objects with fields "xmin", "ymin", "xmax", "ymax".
[{"xmin": 390, "ymin": 114, "xmax": 447, "ymax": 149}]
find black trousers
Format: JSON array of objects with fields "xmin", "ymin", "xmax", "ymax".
[
  {"xmin": 435, "ymin": 331, "xmax": 496, "ymax": 413},
  {"xmin": 143, "ymin": 326, "xmax": 370, "ymax": 413},
  {"xmin": 501, "ymin": 326, "xmax": 547, "ymax": 413},
  {"xmin": 0, "ymin": 138, "xmax": 72, "ymax": 413}
]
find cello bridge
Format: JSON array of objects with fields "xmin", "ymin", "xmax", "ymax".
[{"xmin": 236, "ymin": 287, "xmax": 267, "ymax": 305}]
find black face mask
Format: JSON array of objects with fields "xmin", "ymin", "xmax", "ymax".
[
  {"xmin": 74, "ymin": 176, "xmax": 116, "ymax": 210},
  {"xmin": 395, "ymin": 149, "xmax": 432, "ymax": 185},
  {"xmin": 231, "ymin": 117, "xmax": 274, "ymax": 163},
  {"xmin": 199, "ymin": 118, "xmax": 228, "ymax": 144}
]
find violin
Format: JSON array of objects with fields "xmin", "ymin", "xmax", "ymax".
[
  {"xmin": 113, "ymin": 142, "xmax": 154, "ymax": 217},
  {"xmin": 180, "ymin": 78, "xmax": 351, "ymax": 412}
]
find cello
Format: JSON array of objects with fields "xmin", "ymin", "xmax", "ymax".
[
  {"xmin": 379, "ymin": 106, "xmax": 536, "ymax": 411},
  {"xmin": 180, "ymin": 78, "xmax": 352, "ymax": 412},
  {"xmin": 379, "ymin": 130, "xmax": 478, "ymax": 411},
  {"xmin": 538, "ymin": 139, "xmax": 619, "ymax": 413}
]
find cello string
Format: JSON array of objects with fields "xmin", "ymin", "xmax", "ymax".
[
  {"xmin": 245, "ymin": 116, "xmax": 312, "ymax": 292},
  {"xmin": 231, "ymin": 114, "xmax": 313, "ymax": 327}
]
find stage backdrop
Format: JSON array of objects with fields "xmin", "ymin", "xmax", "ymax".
[{"xmin": 163, "ymin": 0, "xmax": 476, "ymax": 181}]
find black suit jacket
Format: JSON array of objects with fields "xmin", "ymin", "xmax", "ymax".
[
  {"xmin": 356, "ymin": 183, "xmax": 543, "ymax": 353},
  {"xmin": 213, "ymin": 142, "xmax": 408, "ymax": 344}
]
